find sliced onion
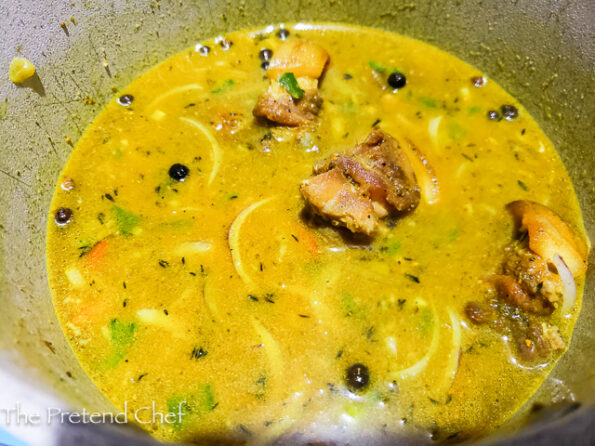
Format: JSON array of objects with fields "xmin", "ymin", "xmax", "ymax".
[
  {"xmin": 428, "ymin": 115, "xmax": 443, "ymax": 147},
  {"xmin": 228, "ymin": 197, "xmax": 276, "ymax": 288},
  {"xmin": 147, "ymin": 83, "xmax": 204, "ymax": 111},
  {"xmin": 552, "ymin": 254, "xmax": 577, "ymax": 315},
  {"xmin": 252, "ymin": 318, "xmax": 284, "ymax": 382},
  {"xmin": 406, "ymin": 140, "xmax": 440, "ymax": 205},
  {"xmin": 180, "ymin": 117, "xmax": 222, "ymax": 186},
  {"xmin": 391, "ymin": 302, "xmax": 440, "ymax": 380},
  {"xmin": 202, "ymin": 275, "xmax": 221, "ymax": 323},
  {"xmin": 442, "ymin": 309, "xmax": 462, "ymax": 387}
]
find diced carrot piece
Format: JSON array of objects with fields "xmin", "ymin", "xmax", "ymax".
[
  {"xmin": 71, "ymin": 300, "xmax": 105, "ymax": 325},
  {"xmin": 296, "ymin": 224, "xmax": 320, "ymax": 255},
  {"xmin": 87, "ymin": 240, "xmax": 108, "ymax": 266}
]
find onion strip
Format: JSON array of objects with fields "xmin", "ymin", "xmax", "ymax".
[
  {"xmin": 438, "ymin": 309, "xmax": 462, "ymax": 393},
  {"xmin": 179, "ymin": 117, "xmax": 222, "ymax": 186},
  {"xmin": 228, "ymin": 197, "xmax": 276, "ymax": 287},
  {"xmin": 147, "ymin": 83, "xmax": 204, "ymax": 112},
  {"xmin": 286, "ymin": 265, "xmax": 341, "ymax": 327},
  {"xmin": 391, "ymin": 303, "xmax": 440, "ymax": 380},
  {"xmin": 202, "ymin": 276, "xmax": 221, "ymax": 323},
  {"xmin": 251, "ymin": 318, "xmax": 306, "ymax": 441},
  {"xmin": 553, "ymin": 254, "xmax": 577, "ymax": 315},
  {"xmin": 252, "ymin": 318, "xmax": 284, "ymax": 382},
  {"xmin": 428, "ymin": 115, "xmax": 443, "ymax": 148},
  {"xmin": 407, "ymin": 140, "xmax": 440, "ymax": 205}
]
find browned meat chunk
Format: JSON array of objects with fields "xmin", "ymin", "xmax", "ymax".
[
  {"xmin": 502, "ymin": 241, "xmax": 563, "ymax": 306},
  {"xmin": 253, "ymin": 40, "xmax": 329, "ymax": 126},
  {"xmin": 464, "ymin": 301, "xmax": 496, "ymax": 325},
  {"xmin": 300, "ymin": 168, "xmax": 378, "ymax": 235},
  {"xmin": 488, "ymin": 200, "xmax": 589, "ymax": 317},
  {"xmin": 491, "ymin": 274, "xmax": 553, "ymax": 315},
  {"xmin": 350, "ymin": 130, "xmax": 420, "ymax": 213},
  {"xmin": 301, "ymin": 129, "xmax": 420, "ymax": 235},
  {"xmin": 462, "ymin": 297, "xmax": 566, "ymax": 363},
  {"xmin": 253, "ymin": 86, "xmax": 322, "ymax": 127},
  {"xmin": 513, "ymin": 320, "xmax": 565, "ymax": 362},
  {"xmin": 460, "ymin": 201, "xmax": 580, "ymax": 365}
]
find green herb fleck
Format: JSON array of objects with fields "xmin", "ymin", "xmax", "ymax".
[
  {"xmin": 449, "ymin": 122, "xmax": 466, "ymax": 140},
  {"xmin": 420, "ymin": 97, "xmax": 437, "ymax": 108},
  {"xmin": 112, "ymin": 206, "xmax": 140, "ymax": 236},
  {"xmin": 517, "ymin": 180, "xmax": 528, "ymax": 191},
  {"xmin": 110, "ymin": 318, "xmax": 135, "ymax": 346},
  {"xmin": 342, "ymin": 99, "xmax": 356, "ymax": 114},
  {"xmin": 341, "ymin": 291, "xmax": 364, "ymax": 318},
  {"xmin": 278, "ymin": 72, "xmax": 304, "ymax": 99},
  {"xmin": 420, "ymin": 307, "xmax": 433, "ymax": 336},
  {"xmin": 405, "ymin": 274, "xmax": 420, "ymax": 283},
  {"xmin": 448, "ymin": 229, "xmax": 459, "ymax": 241},
  {"xmin": 368, "ymin": 60, "xmax": 401, "ymax": 75},
  {"xmin": 211, "ymin": 79, "xmax": 235, "ymax": 94},
  {"xmin": 103, "ymin": 319, "xmax": 136, "ymax": 369},
  {"xmin": 368, "ymin": 60, "xmax": 388, "ymax": 73},
  {"xmin": 167, "ymin": 384, "xmax": 217, "ymax": 431},
  {"xmin": 343, "ymin": 402, "xmax": 364, "ymax": 419},
  {"xmin": 468, "ymin": 106, "xmax": 480, "ymax": 115},
  {"xmin": 382, "ymin": 240, "xmax": 401, "ymax": 256}
]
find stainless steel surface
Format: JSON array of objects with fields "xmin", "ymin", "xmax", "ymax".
[{"xmin": 0, "ymin": 1, "xmax": 593, "ymax": 445}]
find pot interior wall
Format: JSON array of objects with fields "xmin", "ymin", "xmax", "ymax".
[{"xmin": 0, "ymin": 0, "xmax": 593, "ymax": 442}]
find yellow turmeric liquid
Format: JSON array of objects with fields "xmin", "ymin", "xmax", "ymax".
[{"xmin": 47, "ymin": 23, "xmax": 586, "ymax": 444}]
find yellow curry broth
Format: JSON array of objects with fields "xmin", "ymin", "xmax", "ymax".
[{"xmin": 47, "ymin": 24, "xmax": 586, "ymax": 443}]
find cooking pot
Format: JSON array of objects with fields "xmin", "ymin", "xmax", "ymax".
[{"xmin": 0, "ymin": 1, "xmax": 593, "ymax": 445}]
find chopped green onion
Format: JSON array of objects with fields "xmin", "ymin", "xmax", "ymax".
[
  {"xmin": 211, "ymin": 79, "xmax": 235, "ymax": 94},
  {"xmin": 102, "ymin": 319, "xmax": 136, "ymax": 369},
  {"xmin": 517, "ymin": 180, "xmax": 528, "ymax": 191},
  {"xmin": 368, "ymin": 60, "xmax": 401, "ymax": 75},
  {"xmin": 419, "ymin": 307, "xmax": 433, "ymax": 336},
  {"xmin": 167, "ymin": 384, "xmax": 217, "ymax": 431},
  {"xmin": 420, "ymin": 97, "xmax": 437, "ymax": 108},
  {"xmin": 278, "ymin": 72, "xmax": 304, "ymax": 99},
  {"xmin": 113, "ymin": 206, "xmax": 141, "ymax": 236}
]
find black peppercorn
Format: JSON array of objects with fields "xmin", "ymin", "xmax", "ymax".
[
  {"xmin": 345, "ymin": 363, "xmax": 370, "ymax": 392},
  {"xmin": 117, "ymin": 94, "xmax": 134, "ymax": 107},
  {"xmin": 276, "ymin": 28, "xmax": 289, "ymax": 40},
  {"xmin": 54, "ymin": 207, "xmax": 73, "ymax": 225},
  {"xmin": 388, "ymin": 72, "xmax": 407, "ymax": 89},
  {"xmin": 169, "ymin": 163, "xmax": 190, "ymax": 182},
  {"xmin": 259, "ymin": 49, "xmax": 273, "ymax": 62},
  {"xmin": 487, "ymin": 110, "xmax": 501, "ymax": 121},
  {"xmin": 198, "ymin": 45, "xmax": 210, "ymax": 56},
  {"xmin": 471, "ymin": 76, "xmax": 486, "ymax": 87},
  {"xmin": 501, "ymin": 104, "xmax": 519, "ymax": 121},
  {"xmin": 219, "ymin": 39, "xmax": 233, "ymax": 50}
]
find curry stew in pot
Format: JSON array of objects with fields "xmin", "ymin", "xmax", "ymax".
[{"xmin": 46, "ymin": 24, "xmax": 589, "ymax": 444}]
